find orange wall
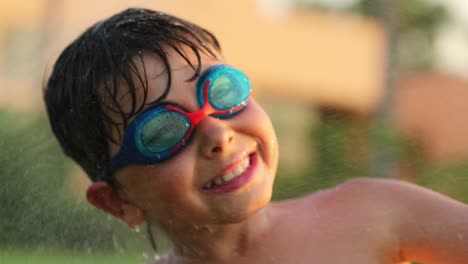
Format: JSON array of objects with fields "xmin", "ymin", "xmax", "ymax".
[{"xmin": 0, "ymin": 0, "xmax": 46, "ymax": 27}]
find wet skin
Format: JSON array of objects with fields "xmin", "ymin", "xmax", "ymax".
[
  {"xmin": 87, "ymin": 49, "xmax": 468, "ymax": 264},
  {"xmin": 90, "ymin": 49, "xmax": 280, "ymax": 261}
]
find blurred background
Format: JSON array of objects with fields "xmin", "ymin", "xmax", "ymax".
[{"xmin": 1, "ymin": 0, "xmax": 468, "ymax": 263}]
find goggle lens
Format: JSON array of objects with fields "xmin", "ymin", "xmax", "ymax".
[
  {"xmin": 210, "ymin": 70, "xmax": 250, "ymax": 110},
  {"xmin": 141, "ymin": 111, "xmax": 190, "ymax": 152}
]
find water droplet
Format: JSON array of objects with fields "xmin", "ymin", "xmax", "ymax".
[
  {"xmin": 112, "ymin": 234, "xmax": 124, "ymax": 253},
  {"xmin": 204, "ymin": 225, "xmax": 214, "ymax": 233}
]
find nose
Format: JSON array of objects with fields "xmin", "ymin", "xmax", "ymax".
[{"xmin": 197, "ymin": 117, "xmax": 235, "ymax": 158}]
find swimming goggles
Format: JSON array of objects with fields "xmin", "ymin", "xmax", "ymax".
[{"xmin": 101, "ymin": 64, "xmax": 252, "ymax": 181}]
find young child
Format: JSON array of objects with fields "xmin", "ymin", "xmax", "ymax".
[{"xmin": 44, "ymin": 8, "xmax": 468, "ymax": 264}]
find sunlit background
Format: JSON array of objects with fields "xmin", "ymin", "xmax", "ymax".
[{"xmin": 1, "ymin": 0, "xmax": 468, "ymax": 263}]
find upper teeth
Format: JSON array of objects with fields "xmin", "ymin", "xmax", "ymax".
[{"xmin": 204, "ymin": 156, "xmax": 250, "ymax": 189}]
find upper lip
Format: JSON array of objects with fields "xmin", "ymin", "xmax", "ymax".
[{"xmin": 202, "ymin": 150, "xmax": 255, "ymax": 186}]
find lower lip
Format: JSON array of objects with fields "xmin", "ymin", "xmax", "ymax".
[{"xmin": 203, "ymin": 153, "xmax": 258, "ymax": 194}]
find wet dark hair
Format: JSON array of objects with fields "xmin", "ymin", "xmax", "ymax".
[{"xmin": 44, "ymin": 8, "xmax": 221, "ymax": 182}]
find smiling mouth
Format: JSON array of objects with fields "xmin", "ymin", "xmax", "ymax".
[{"xmin": 202, "ymin": 153, "xmax": 256, "ymax": 192}]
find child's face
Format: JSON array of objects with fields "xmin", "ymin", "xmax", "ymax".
[{"xmin": 110, "ymin": 49, "xmax": 279, "ymax": 229}]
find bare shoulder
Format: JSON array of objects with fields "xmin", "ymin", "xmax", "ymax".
[
  {"xmin": 275, "ymin": 177, "xmax": 464, "ymax": 223},
  {"xmin": 343, "ymin": 179, "xmax": 468, "ymax": 263},
  {"xmin": 275, "ymin": 178, "xmax": 405, "ymax": 217},
  {"xmin": 329, "ymin": 177, "xmax": 468, "ymax": 224},
  {"xmin": 298, "ymin": 177, "xmax": 403, "ymax": 206},
  {"xmin": 292, "ymin": 177, "xmax": 449, "ymax": 221},
  {"xmin": 337, "ymin": 177, "xmax": 463, "ymax": 204},
  {"xmin": 274, "ymin": 178, "xmax": 468, "ymax": 263},
  {"xmin": 335, "ymin": 177, "xmax": 418, "ymax": 193}
]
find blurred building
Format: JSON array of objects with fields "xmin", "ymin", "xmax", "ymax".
[
  {"xmin": 0, "ymin": 0, "xmax": 52, "ymax": 110},
  {"xmin": 393, "ymin": 72, "xmax": 468, "ymax": 162},
  {"xmin": 1, "ymin": 0, "xmax": 467, "ymax": 179}
]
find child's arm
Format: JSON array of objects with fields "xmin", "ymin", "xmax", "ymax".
[
  {"xmin": 352, "ymin": 178, "xmax": 468, "ymax": 263},
  {"xmin": 394, "ymin": 180, "xmax": 468, "ymax": 263}
]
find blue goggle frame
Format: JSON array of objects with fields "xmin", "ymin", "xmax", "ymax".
[{"xmin": 101, "ymin": 64, "xmax": 251, "ymax": 181}]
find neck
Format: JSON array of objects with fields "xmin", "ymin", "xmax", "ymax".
[{"xmin": 162, "ymin": 206, "xmax": 274, "ymax": 263}]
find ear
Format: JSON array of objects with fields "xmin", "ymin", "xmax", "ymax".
[{"xmin": 86, "ymin": 181, "xmax": 145, "ymax": 227}]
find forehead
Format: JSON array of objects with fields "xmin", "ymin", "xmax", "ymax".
[{"xmin": 120, "ymin": 50, "xmax": 221, "ymax": 109}]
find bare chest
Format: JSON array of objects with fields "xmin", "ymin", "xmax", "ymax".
[
  {"xmin": 238, "ymin": 201, "xmax": 401, "ymax": 264},
  {"xmin": 242, "ymin": 228, "xmax": 399, "ymax": 264}
]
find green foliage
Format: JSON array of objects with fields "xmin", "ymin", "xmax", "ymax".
[
  {"xmin": 416, "ymin": 162, "xmax": 468, "ymax": 203},
  {"xmin": 0, "ymin": 109, "xmax": 147, "ymax": 251},
  {"xmin": 0, "ymin": 249, "xmax": 144, "ymax": 264},
  {"xmin": 273, "ymin": 116, "xmax": 468, "ymax": 204},
  {"xmin": 298, "ymin": 0, "xmax": 450, "ymax": 68},
  {"xmin": 352, "ymin": 0, "xmax": 449, "ymax": 34},
  {"xmin": 351, "ymin": 0, "xmax": 449, "ymax": 68},
  {"xmin": 274, "ymin": 117, "xmax": 365, "ymax": 200}
]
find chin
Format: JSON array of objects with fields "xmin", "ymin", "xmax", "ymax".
[{"xmin": 218, "ymin": 183, "xmax": 273, "ymax": 224}]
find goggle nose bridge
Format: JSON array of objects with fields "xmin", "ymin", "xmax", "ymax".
[
  {"xmin": 164, "ymin": 79, "xmax": 220, "ymax": 127},
  {"xmin": 164, "ymin": 100, "xmax": 218, "ymax": 128}
]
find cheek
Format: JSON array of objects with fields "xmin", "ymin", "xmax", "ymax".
[
  {"xmin": 120, "ymin": 156, "xmax": 207, "ymax": 221},
  {"xmin": 116, "ymin": 161, "xmax": 176, "ymax": 193},
  {"xmin": 248, "ymin": 99, "xmax": 277, "ymax": 137},
  {"xmin": 143, "ymin": 162, "xmax": 192, "ymax": 199},
  {"xmin": 243, "ymin": 101, "xmax": 279, "ymax": 165}
]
